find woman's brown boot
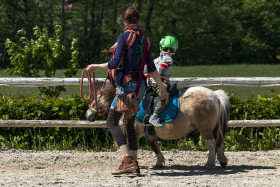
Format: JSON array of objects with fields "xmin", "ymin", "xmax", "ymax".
[
  {"xmin": 128, "ymin": 160, "xmax": 140, "ymax": 175},
  {"xmin": 111, "ymin": 156, "xmax": 137, "ymax": 175}
]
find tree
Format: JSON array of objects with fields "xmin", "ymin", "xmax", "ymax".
[
  {"xmin": 1, "ymin": 0, "xmax": 280, "ymax": 68},
  {"xmin": 5, "ymin": 25, "xmax": 79, "ymax": 97}
]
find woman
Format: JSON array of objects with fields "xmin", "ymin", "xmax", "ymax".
[{"xmin": 85, "ymin": 7, "xmax": 168, "ymax": 175}]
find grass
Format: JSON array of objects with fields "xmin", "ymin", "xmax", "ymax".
[
  {"xmin": 171, "ymin": 64, "xmax": 280, "ymax": 77},
  {"xmin": 1, "ymin": 64, "xmax": 280, "ymax": 99}
]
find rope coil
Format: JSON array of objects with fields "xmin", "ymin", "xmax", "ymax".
[{"xmin": 80, "ymin": 68, "xmax": 98, "ymax": 111}]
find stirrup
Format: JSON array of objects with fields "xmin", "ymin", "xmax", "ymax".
[{"xmin": 143, "ymin": 114, "xmax": 152, "ymax": 125}]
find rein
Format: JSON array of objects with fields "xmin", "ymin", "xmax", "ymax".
[{"xmin": 80, "ymin": 68, "xmax": 103, "ymax": 112}]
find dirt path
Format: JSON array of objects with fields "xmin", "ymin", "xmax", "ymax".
[{"xmin": 0, "ymin": 149, "xmax": 279, "ymax": 186}]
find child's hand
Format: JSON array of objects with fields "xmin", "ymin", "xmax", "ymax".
[{"xmin": 146, "ymin": 78, "xmax": 151, "ymax": 86}]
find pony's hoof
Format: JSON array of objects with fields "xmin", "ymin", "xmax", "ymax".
[
  {"xmin": 155, "ymin": 163, "xmax": 164, "ymax": 168},
  {"xmin": 204, "ymin": 163, "xmax": 215, "ymax": 170},
  {"xmin": 220, "ymin": 162, "xmax": 227, "ymax": 168}
]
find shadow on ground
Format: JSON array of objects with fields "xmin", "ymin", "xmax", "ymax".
[{"xmin": 150, "ymin": 165, "xmax": 276, "ymax": 177}]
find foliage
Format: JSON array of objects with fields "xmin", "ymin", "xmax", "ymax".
[
  {"xmin": 0, "ymin": 93, "xmax": 112, "ymax": 151},
  {"xmin": 5, "ymin": 25, "xmax": 79, "ymax": 97},
  {"xmin": 230, "ymin": 91, "xmax": 280, "ymax": 120},
  {"xmin": 0, "ymin": 93, "xmax": 279, "ymax": 151},
  {"xmin": 1, "ymin": 0, "xmax": 280, "ymax": 68}
]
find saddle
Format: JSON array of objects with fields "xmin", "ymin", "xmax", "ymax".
[
  {"xmin": 136, "ymin": 83, "xmax": 181, "ymax": 143},
  {"xmin": 135, "ymin": 92, "xmax": 180, "ymax": 124}
]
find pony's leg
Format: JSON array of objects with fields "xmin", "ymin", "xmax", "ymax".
[
  {"xmin": 216, "ymin": 138, "xmax": 228, "ymax": 168},
  {"xmin": 214, "ymin": 125, "xmax": 228, "ymax": 168},
  {"xmin": 148, "ymin": 134, "xmax": 165, "ymax": 168},
  {"xmin": 201, "ymin": 134, "xmax": 216, "ymax": 169},
  {"xmin": 216, "ymin": 145, "xmax": 228, "ymax": 168}
]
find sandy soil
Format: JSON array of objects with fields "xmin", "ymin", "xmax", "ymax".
[{"xmin": 0, "ymin": 149, "xmax": 279, "ymax": 187}]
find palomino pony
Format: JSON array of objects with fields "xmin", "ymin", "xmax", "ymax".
[{"xmin": 85, "ymin": 81, "xmax": 230, "ymax": 169}]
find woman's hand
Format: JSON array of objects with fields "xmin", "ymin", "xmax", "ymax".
[
  {"xmin": 159, "ymin": 83, "xmax": 169, "ymax": 104},
  {"xmin": 149, "ymin": 71, "xmax": 169, "ymax": 104},
  {"xmin": 85, "ymin": 63, "xmax": 109, "ymax": 72},
  {"xmin": 85, "ymin": 64, "xmax": 98, "ymax": 73}
]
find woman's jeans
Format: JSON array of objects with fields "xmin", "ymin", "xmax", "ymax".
[{"xmin": 110, "ymin": 78, "xmax": 146, "ymax": 110}]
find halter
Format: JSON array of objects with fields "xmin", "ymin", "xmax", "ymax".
[{"xmin": 80, "ymin": 68, "xmax": 105, "ymax": 113}]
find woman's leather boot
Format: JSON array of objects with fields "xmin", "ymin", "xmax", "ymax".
[{"xmin": 111, "ymin": 156, "xmax": 137, "ymax": 175}]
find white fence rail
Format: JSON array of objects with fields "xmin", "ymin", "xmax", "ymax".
[
  {"xmin": 1, "ymin": 77, "xmax": 280, "ymax": 87},
  {"xmin": 0, "ymin": 120, "xmax": 280, "ymax": 128},
  {"xmin": 1, "ymin": 77, "xmax": 280, "ymax": 127}
]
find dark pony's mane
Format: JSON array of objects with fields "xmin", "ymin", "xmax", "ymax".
[{"xmin": 95, "ymin": 80, "xmax": 116, "ymax": 110}]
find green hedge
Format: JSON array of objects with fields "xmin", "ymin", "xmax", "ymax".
[
  {"xmin": 0, "ymin": 94, "xmax": 89, "ymax": 120},
  {"xmin": 0, "ymin": 94, "xmax": 113, "ymax": 151},
  {"xmin": 0, "ymin": 93, "xmax": 279, "ymax": 151}
]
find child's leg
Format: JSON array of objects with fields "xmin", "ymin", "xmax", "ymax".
[
  {"xmin": 154, "ymin": 99, "xmax": 168, "ymax": 115},
  {"xmin": 149, "ymin": 84, "xmax": 168, "ymax": 127},
  {"xmin": 152, "ymin": 83, "xmax": 168, "ymax": 115}
]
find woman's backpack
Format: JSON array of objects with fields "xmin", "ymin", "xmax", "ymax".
[{"xmin": 106, "ymin": 30, "xmax": 150, "ymax": 88}]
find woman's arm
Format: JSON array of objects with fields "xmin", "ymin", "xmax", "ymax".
[
  {"xmin": 85, "ymin": 63, "xmax": 108, "ymax": 72},
  {"xmin": 149, "ymin": 70, "xmax": 169, "ymax": 102},
  {"xmin": 107, "ymin": 33, "xmax": 127, "ymax": 69}
]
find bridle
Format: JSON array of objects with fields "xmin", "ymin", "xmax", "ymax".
[{"xmin": 80, "ymin": 68, "xmax": 105, "ymax": 113}]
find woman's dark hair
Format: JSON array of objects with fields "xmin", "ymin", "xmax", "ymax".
[{"xmin": 123, "ymin": 7, "xmax": 140, "ymax": 24}]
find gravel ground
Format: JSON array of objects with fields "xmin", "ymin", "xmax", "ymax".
[{"xmin": 0, "ymin": 149, "xmax": 279, "ymax": 187}]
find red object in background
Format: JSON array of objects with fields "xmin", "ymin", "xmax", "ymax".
[{"xmin": 63, "ymin": 4, "xmax": 73, "ymax": 9}]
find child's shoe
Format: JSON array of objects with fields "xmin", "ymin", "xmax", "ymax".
[
  {"xmin": 116, "ymin": 86, "xmax": 125, "ymax": 96},
  {"xmin": 149, "ymin": 113, "xmax": 163, "ymax": 127}
]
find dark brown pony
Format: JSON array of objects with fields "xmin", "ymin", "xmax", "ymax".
[{"xmin": 86, "ymin": 81, "xmax": 230, "ymax": 169}]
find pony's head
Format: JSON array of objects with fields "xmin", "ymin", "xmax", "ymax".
[
  {"xmin": 85, "ymin": 81, "xmax": 116, "ymax": 122},
  {"xmin": 85, "ymin": 106, "xmax": 99, "ymax": 122}
]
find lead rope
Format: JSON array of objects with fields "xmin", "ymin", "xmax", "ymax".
[{"xmin": 80, "ymin": 68, "xmax": 98, "ymax": 112}]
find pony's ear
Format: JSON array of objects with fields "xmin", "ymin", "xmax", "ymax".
[{"xmin": 95, "ymin": 80, "xmax": 104, "ymax": 90}]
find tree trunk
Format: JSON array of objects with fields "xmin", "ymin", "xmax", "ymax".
[
  {"xmin": 83, "ymin": 0, "xmax": 89, "ymax": 66},
  {"xmin": 171, "ymin": 18, "xmax": 176, "ymax": 34},
  {"xmin": 23, "ymin": 0, "xmax": 31, "ymax": 37},
  {"xmin": 112, "ymin": 0, "xmax": 118, "ymax": 36},
  {"xmin": 61, "ymin": 0, "xmax": 65, "ymax": 41},
  {"xmin": 146, "ymin": 0, "xmax": 154, "ymax": 36},
  {"xmin": 137, "ymin": 0, "xmax": 142, "ymax": 14},
  {"xmin": 93, "ymin": 0, "xmax": 104, "ymax": 60},
  {"xmin": 89, "ymin": 0, "xmax": 96, "ymax": 63},
  {"xmin": 98, "ymin": 0, "xmax": 104, "ymax": 28},
  {"xmin": 48, "ymin": 2, "xmax": 54, "ymax": 35},
  {"xmin": 5, "ymin": 0, "xmax": 17, "ymax": 35}
]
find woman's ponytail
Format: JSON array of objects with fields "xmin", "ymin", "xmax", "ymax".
[{"xmin": 123, "ymin": 7, "xmax": 140, "ymax": 24}]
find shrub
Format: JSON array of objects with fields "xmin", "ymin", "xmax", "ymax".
[
  {"xmin": 5, "ymin": 25, "xmax": 79, "ymax": 98},
  {"xmin": 0, "ymin": 93, "xmax": 279, "ymax": 151}
]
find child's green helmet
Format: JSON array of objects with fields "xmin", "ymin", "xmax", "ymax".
[{"xmin": 159, "ymin": 36, "xmax": 178, "ymax": 53}]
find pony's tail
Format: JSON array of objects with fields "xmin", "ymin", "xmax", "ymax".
[{"xmin": 213, "ymin": 90, "xmax": 231, "ymax": 147}]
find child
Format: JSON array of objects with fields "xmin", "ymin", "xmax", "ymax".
[
  {"xmin": 109, "ymin": 43, "xmax": 125, "ymax": 96},
  {"xmin": 144, "ymin": 36, "xmax": 179, "ymax": 127}
]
